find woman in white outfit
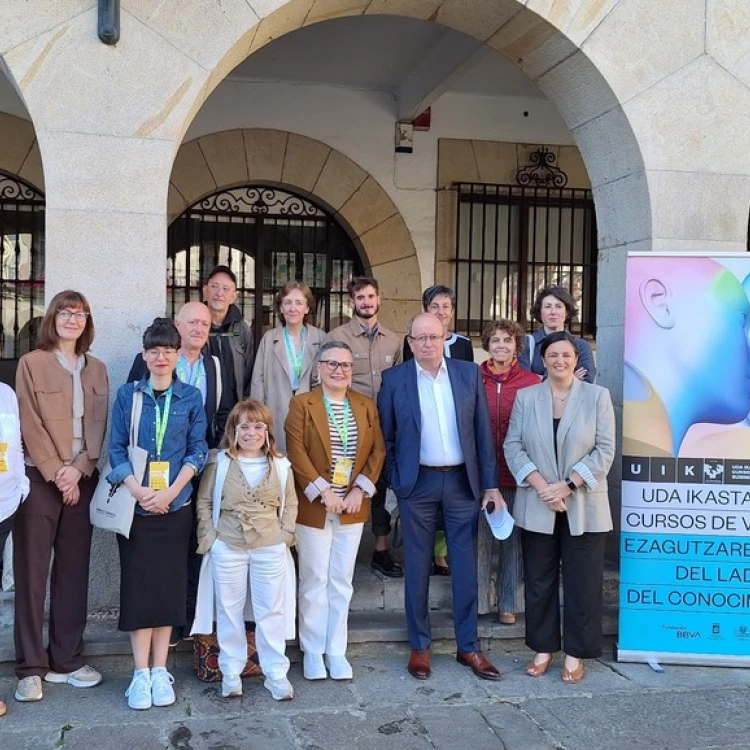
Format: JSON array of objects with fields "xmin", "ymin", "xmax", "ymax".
[
  {"xmin": 194, "ymin": 399, "xmax": 298, "ymax": 701},
  {"xmin": 285, "ymin": 341, "xmax": 385, "ymax": 681}
]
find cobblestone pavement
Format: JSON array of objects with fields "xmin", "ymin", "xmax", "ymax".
[{"xmin": 1, "ymin": 644, "xmax": 750, "ymax": 749}]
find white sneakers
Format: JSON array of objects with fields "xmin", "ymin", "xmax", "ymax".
[
  {"xmin": 221, "ymin": 674, "xmax": 242, "ymax": 698},
  {"xmin": 303, "ymin": 653, "xmax": 353, "ymax": 680},
  {"xmin": 45, "ymin": 664, "xmax": 102, "ymax": 688},
  {"xmin": 325, "ymin": 655, "xmax": 353, "ymax": 680},
  {"xmin": 264, "ymin": 676, "xmax": 294, "ymax": 701},
  {"xmin": 125, "ymin": 669, "xmax": 152, "ymax": 710},
  {"xmin": 150, "ymin": 668, "xmax": 176, "ymax": 707},
  {"xmin": 17, "ymin": 664, "xmax": 103, "ymax": 702},
  {"xmin": 125, "ymin": 668, "xmax": 175, "ymax": 710},
  {"xmin": 15, "ymin": 676, "xmax": 43, "ymax": 702},
  {"xmin": 303, "ymin": 652, "xmax": 327, "ymax": 680}
]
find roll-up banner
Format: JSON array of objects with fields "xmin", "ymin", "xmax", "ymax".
[{"xmin": 618, "ymin": 253, "xmax": 750, "ymax": 666}]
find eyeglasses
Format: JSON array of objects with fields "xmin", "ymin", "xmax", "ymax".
[
  {"xmin": 408, "ymin": 334, "xmax": 444, "ymax": 344},
  {"xmin": 144, "ymin": 348, "xmax": 179, "ymax": 360},
  {"xmin": 318, "ymin": 359, "xmax": 354, "ymax": 373},
  {"xmin": 57, "ymin": 309, "xmax": 89, "ymax": 323}
]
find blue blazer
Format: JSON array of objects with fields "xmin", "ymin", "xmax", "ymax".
[{"xmin": 378, "ymin": 358, "xmax": 498, "ymax": 500}]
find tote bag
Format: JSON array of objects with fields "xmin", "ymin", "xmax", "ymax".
[{"xmin": 90, "ymin": 391, "xmax": 148, "ymax": 537}]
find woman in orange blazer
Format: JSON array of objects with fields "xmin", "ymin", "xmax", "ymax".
[{"xmin": 285, "ymin": 340, "xmax": 384, "ymax": 682}]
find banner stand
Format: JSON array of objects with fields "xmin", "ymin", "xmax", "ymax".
[{"xmin": 618, "ymin": 252, "xmax": 750, "ymax": 668}]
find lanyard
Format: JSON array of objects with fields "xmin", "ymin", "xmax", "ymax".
[
  {"xmin": 324, "ymin": 395, "xmax": 351, "ymax": 453},
  {"xmin": 148, "ymin": 386, "xmax": 173, "ymax": 459},
  {"xmin": 283, "ymin": 326, "xmax": 307, "ymax": 381},
  {"xmin": 177, "ymin": 356, "xmax": 205, "ymax": 390}
]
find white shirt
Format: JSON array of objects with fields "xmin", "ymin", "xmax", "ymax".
[
  {"xmin": 416, "ymin": 359, "xmax": 464, "ymax": 467},
  {"xmin": 0, "ymin": 383, "xmax": 29, "ymax": 523}
]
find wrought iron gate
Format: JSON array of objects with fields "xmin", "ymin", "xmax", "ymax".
[
  {"xmin": 168, "ymin": 186, "xmax": 364, "ymax": 347},
  {"xmin": 0, "ymin": 173, "xmax": 45, "ymax": 363},
  {"xmin": 454, "ymin": 148, "xmax": 597, "ymax": 339}
]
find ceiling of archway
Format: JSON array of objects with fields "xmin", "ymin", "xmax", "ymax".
[{"xmin": 228, "ymin": 15, "xmax": 544, "ymax": 101}]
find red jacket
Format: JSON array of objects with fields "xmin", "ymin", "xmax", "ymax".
[{"xmin": 480, "ymin": 360, "xmax": 540, "ymax": 488}]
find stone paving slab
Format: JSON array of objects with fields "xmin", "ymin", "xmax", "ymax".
[{"xmin": 1, "ymin": 649, "xmax": 749, "ymax": 749}]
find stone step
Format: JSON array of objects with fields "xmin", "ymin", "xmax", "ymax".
[
  {"xmin": 0, "ymin": 606, "xmax": 619, "ymax": 664},
  {"xmin": 352, "ymin": 563, "xmax": 620, "ymax": 612}
]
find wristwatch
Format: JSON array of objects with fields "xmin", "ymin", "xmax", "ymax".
[{"xmin": 565, "ymin": 477, "xmax": 577, "ymax": 492}]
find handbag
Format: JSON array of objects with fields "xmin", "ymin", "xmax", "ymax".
[
  {"xmin": 193, "ymin": 622, "xmax": 262, "ymax": 682},
  {"xmin": 90, "ymin": 390, "xmax": 148, "ymax": 538}
]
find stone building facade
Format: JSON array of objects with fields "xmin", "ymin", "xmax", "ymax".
[{"xmin": 0, "ymin": 0, "xmax": 748, "ymax": 609}]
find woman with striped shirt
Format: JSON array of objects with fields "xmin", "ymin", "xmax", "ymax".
[{"xmin": 285, "ymin": 341, "xmax": 385, "ymax": 681}]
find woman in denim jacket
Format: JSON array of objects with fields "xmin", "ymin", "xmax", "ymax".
[{"xmin": 108, "ymin": 318, "xmax": 208, "ymax": 711}]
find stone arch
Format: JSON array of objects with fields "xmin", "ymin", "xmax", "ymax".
[{"xmin": 169, "ymin": 128, "xmax": 421, "ymax": 332}]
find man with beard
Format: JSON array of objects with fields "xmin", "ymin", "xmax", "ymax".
[
  {"xmin": 325, "ymin": 277, "xmax": 403, "ymax": 578},
  {"xmin": 202, "ymin": 265, "xmax": 253, "ymax": 405}
]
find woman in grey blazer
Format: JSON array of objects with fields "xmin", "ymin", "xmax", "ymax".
[
  {"xmin": 250, "ymin": 281, "xmax": 324, "ymax": 453},
  {"xmin": 504, "ymin": 331, "xmax": 615, "ymax": 684}
]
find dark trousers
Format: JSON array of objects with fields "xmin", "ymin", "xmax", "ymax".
[
  {"xmin": 398, "ymin": 466, "xmax": 479, "ymax": 653},
  {"xmin": 521, "ymin": 514, "xmax": 607, "ymax": 658},
  {"xmin": 13, "ymin": 467, "xmax": 98, "ymax": 679},
  {"xmin": 370, "ymin": 471, "xmax": 390, "ymax": 537}
]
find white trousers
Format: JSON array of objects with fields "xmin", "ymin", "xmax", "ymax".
[
  {"xmin": 211, "ymin": 539, "xmax": 290, "ymax": 680},
  {"xmin": 295, "ymin": 515, "xmax": 364, "ymax": 656}
]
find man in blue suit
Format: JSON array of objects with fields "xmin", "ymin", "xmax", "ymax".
[{"xmin": 378, "ymin": 313, "xmax": 505, "ymax": 681}]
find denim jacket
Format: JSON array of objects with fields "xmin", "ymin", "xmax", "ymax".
[{"xmin": 107, "ymin": 376, "xmax": 208, "ymax": 514}]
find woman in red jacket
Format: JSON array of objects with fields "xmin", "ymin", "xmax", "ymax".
[{"xmin": 477, "ymin": 320, "xmax": 540, "ymax": 623}]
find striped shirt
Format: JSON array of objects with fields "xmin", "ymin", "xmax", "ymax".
[{"xmin": 327, "ymin": 398, "xmax": 358, "ymax": 498}]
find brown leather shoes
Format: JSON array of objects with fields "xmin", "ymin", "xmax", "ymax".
[
  {"xmin": 456, "ymin": 650, "xmax": 501, "ymax": 681},
  {"xmin": 407, "ymin": 649, "xmax": 431, "ymax": 680}
]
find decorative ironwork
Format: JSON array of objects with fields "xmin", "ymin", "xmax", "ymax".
[
  {"xmin": 0, "ymin": 172, "xmax": 45, "ymax": 366},
  {"xmin": 454, "ymin": 181, "xmax": 596, "ymax": 339},
  {"xmin": 169, "ymin": 185, "xmax": 363, "ymax": 348},
  {"xmin": 198, "ymin": 187, "xmax": 325, "ymax": 217},
  {"xmin": 515, "ymin": 147, "xmax": 568, "ymax": 188},
  {"xmin": 0, "ymin": 175, "xmax": 44, "ymax": 203}
]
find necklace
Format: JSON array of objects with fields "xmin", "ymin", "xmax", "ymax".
[{"xmin": 553, "ymin": 393, "xmax": 569, "ymax": 402}]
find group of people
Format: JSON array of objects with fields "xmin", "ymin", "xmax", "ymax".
[{"xmin": 0, "ymin": 267, "xmax": 615, "ymax": 716}]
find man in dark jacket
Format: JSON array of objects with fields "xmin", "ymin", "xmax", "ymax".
[{"xmin": 202, "ymin": 265, "xmax": 254, "ymax": 405}]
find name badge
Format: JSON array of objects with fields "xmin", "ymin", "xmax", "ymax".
[
  {"xmin": 149, "ymin": 461, "xmax": 170, "ymax": 490},
  {"xmin": 332, "ymin": 457, "xmax": 354, "ymax": 486},
  {"xmin": 0, "ymin": 442, "xmax": 8, "ymax": 473}
]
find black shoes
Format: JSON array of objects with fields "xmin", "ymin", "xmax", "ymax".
[{"xmin": 371, "ymin": 549, "xmax": 404, "ymax": 578}]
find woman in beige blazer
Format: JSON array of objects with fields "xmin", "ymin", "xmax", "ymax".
[
  {"xmin": 14, "ymin": 290, "xmax": 109, "ymax": 703},
  {"xmin": 285, "ymin": 340, "xmax": 384, "ymax": 682},
  {"xmin": 250, "ymin": 281, "xmax": 324, "ymax": 452},
  {"xmin": 504, "ymin": 331, "xmax": 615, "ymax": 684}
]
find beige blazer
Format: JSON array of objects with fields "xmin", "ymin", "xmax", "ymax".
[
  {"xmin": 250, "ymin": 324, "xmax": 325, "ymax": 451},
  {"xmin": 504, "ymin": 378, "xmax": 615, "ymax": 535}
]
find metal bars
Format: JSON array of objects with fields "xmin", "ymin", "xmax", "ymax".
[
  {"xmin": 0, "ymin": 174, "xmax": 45, "ymax": 362},
  {"xmin": 167, "ymin": 186, "xmax": 363, "ymax": 349},
  {"xmin": 454, "ymin": 182, "xmax": 597, "ymax": 339}
]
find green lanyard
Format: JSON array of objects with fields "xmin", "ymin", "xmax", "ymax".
[
  {"xmin": 283, "ymin": 325, "xmax": 307, "ymax": 382},
  {"xmin": 324, "ymin": 394, "xmax": 351, "ymax": 453},
  {"xmin": 148, "ymin": 386, "xmax": 173, "ymax": 459}
]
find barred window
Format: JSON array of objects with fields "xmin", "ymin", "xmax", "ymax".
[
  {"xmin": 0, "ymin": 173, "xmax": 45, "ymax": 364},
  {"xmin": 454, "ymin": 150, "xmax": 597, "ymax": 339},
  {"xmin": 168, "ymin": 186, "xmax": 364, "ymax": 346}
]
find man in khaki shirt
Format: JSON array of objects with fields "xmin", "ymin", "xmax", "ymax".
[{"xmin": 326, "ymin": 277, "xmax": 403, "ymax": 577}]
